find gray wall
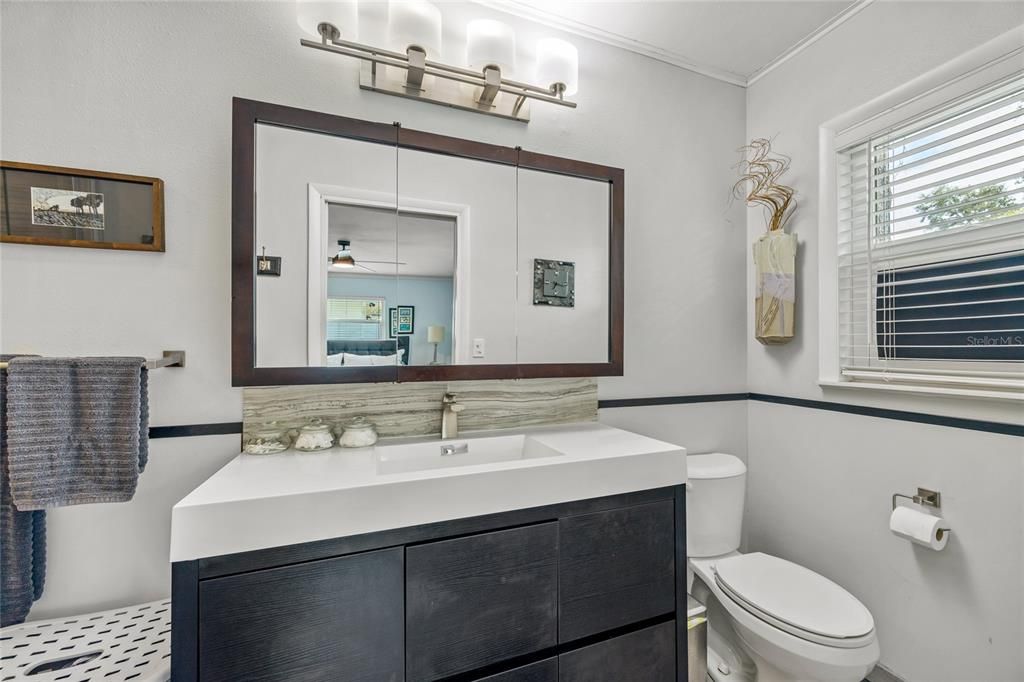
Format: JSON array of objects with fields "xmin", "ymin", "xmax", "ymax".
[
  {"xmin": 0, "ymin": 1, "xmax": 747, "ymax": 621},
  {"xmin": 744, "ymin": 4, "xmax": 1024, "ymax": 680}
]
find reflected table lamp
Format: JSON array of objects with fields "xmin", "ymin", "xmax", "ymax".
[{"xmin": 428, "ymin": 325, "xmax": 445, "ymax": 365}]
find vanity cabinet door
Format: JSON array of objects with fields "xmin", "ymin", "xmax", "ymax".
[
  {"xmin": 197, "ymin": 547, "xmax": 403, "ymax": 682},
  {"xmin": 474, "ymin": 658, "xmax": 558, "ymax": 682},
  {"xmin": 558, "ymin": 500, "xmax": 676, "ymax": 641},
  {"xmin": 558, "ymin": 621, "xmax": 675, "ymax": 682},
  {"xmin": 406, "ymin": 522, "xmax": 558, "ymax": 681}
]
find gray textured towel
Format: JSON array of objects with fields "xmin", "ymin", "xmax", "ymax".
[
  {"xmin": 1, "ymin": 356, "xmax": 46, "ymax": 626},
  {"xmin": 6, "ymin": 357, "xmax": 149, "ymax": 510}
]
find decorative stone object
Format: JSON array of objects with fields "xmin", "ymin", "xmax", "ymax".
[
  {"xmin": 244, "ymin": 422, "xmax": 290, "ymax": 455},
  {"xmin": 338, "ymin": 417, "xmax": 379, "ymax": 448},
  {"xmin": 293, "ymin": 418, "xmax": 334, "ymax": 451}
]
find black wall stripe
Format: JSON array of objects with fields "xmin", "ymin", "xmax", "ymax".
[
  {"xmin": 149, "ymin": 422, "xmax": 242, "ymax": 439},
  {"xmin": 151, "ymin": 394, "xmax": 1021, "ymax": 440},
  {"xmin": 746, "ymin": 393, "xmax": 1024, "ymax": 438},
  {"xmin": 597, "ymin": 393, "xmax": 748, "ymax": 409}
]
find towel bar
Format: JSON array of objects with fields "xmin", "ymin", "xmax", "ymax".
[{"xmin": 0, "ymin": 350, "xmax": 184, "ymax": 370}]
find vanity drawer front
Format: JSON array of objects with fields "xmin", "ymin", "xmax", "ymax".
[
  {"xmin": 558, "ymin": 500, "xmax": 676, "ymax": 641},
  {"xmin": 558, "ymin": 621, "xmax": 675, "ymax": 682},
  {"xmin": 406, "ymin": 522, "xmax": 559, "ymax": 681},
  {"xmin": 197, "ymin": 547, "xmax": 403, "ymax": 682},
  {"xmin": 474, "ymin": 658, "xmax": 558, "ymax": 682}
]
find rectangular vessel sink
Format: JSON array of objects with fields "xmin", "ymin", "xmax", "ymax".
[
  {"xmin": 376, "ymin": 434, "xmax": 564, "ymax": 475},
  {"xmin": 171, "ymin": 423, "xmax": 688, "ymax": 562}
]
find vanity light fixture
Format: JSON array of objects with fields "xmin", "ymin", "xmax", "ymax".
[
  {"xmin": 297, "ymin": 2, "xmax": 577, "ymax": 122},
  {"xmin": 536, "ymin": 38, "xmax": 579, "ymax": 98},
  {"xmin": 467, "ymin": 19, "xmax": 516, "ymax": 76},
  {"xmin": 388, "ymin": 0, "xmax": 442, "ymax": 61},
  {"xmin": 296, "ymin": 0, "xmax": 357, "ymax": 41}
]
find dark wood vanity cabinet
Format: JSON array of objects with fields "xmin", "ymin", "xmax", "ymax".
[
  {"xmin": 196, "ymin": 548, "xmax": 404, "ymax": 681},
  {"xmin": 172, "ymin": 486, "xmax": 687, "ymax": 682},
  {"xmin": 406, "ymin": 523, "xmax": 559, "ymax": 679},
  {"xmin": 559, "ymin": 621, "xmax": 677, "ymax": 682},
  {"xmin": 559, "ymin": 500, "xmax": 676, "ymax": 641},
  {"xmin": 476, "ymin": 659, "xmax": 558, "ymax": 682}
]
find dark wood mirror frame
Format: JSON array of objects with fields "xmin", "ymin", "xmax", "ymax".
[{"xmin": 232, "ymin": 97, "xmax": 623, "ymax": 386}]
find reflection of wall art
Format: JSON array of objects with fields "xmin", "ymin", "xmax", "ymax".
[
  {"xmin": 533, "ymin": 258, "xmax": 575, "ymax": 307},
  {"xmin": 1, "ymin": 161, "xmax": 164, "ymax": 251},
  {"xmin": 363, "ymin": 301, "xmax": 382, "ymax": 322},
  {"xmin": 389, "ymin": 305, "xmax": 415, "ymax": 336}
]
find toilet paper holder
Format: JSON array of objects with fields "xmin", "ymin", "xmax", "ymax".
[{"xmin": 892, "ymin": 487, "xmax": 942, "ymax": 511}]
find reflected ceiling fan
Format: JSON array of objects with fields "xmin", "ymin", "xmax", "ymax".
[{"xmin": 328, "ymin": 239, "xmax": 406, "ymax": 273}]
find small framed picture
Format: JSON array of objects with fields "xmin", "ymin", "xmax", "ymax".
[
  {"xmin": 389, "ymin": 305, "xmax": 415, "ymax": 337},
  {"xmin": 1, "ymin": 161, "xmax": 164, "ymax": 251}
]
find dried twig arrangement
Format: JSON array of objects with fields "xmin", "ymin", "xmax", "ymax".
[{"xmin": 733, "ymin": 138, "xmax": 796, "ymax": 232}]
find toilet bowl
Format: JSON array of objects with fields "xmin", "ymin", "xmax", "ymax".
[{"xmin": 687, "ymin": 454, "xmax": 879, "ymax": 682}]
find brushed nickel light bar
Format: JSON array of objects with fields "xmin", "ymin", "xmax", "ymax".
[{"xmin": 300, "ymin": 22, "xmax": 577, "ymax": 123}]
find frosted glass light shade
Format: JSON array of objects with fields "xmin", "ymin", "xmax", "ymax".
[
  {"xmin": 536, "ymin": 37, "xmax": 579, "ymax": 96},
  {"xmin": 467, "ymin": 19, "xmax": 516, "ymax": 75},
  {"xmin": 387, "ymin": 0, "xmax": 442, "ymax": 58},
  {"xmin": 296, "ymin": 0, "xmax": 358, "ymax": 40},
  {"xmin": 427, "ymin": 325, "xmax": 445, "ymax": 344}
]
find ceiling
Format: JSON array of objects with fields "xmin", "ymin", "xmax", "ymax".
[
  {"xmin": 328, "ymin": 203, "xmax": 456, "ymax": 278},
  {"xmin": 482, "ymin": 0, "xmax": 867, "ymax": 85}
]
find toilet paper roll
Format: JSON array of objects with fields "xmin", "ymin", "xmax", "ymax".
[{"xmin": 890, "ymin": 505, "xmax": 949, "ymax": 550}]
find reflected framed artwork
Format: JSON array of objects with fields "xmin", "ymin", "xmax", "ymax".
[
  {"xmin": 389, "ymin": 305, "xmax": 415, "ymax": 337},
  {"xmin": 1, "ymin": 161, "xmax": 164, "ymax": 251}
]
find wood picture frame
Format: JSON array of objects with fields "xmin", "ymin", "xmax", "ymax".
[{"xmin": 0, "ymin": 161, "xmax": 165, "ymax": 252}]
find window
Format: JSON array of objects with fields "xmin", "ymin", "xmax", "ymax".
[
  {"xmin": 835, "ymin": 72, "xmax": 1023, "ymax": 396},
  {"xmin": 327, "ymin": 297, "xmax": 385, "ymax": 341}
]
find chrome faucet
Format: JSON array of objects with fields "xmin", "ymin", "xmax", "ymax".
[{"xmin": 441, "ymin": 392, "xmax": 465, "ymax": 439}]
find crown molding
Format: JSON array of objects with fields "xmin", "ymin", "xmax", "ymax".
[
  {"xmin": 474, "ymin": 0, "xmax": 749, "ymax": 87},
  {"xmin": 475, "ymin": 0, "xmax": 877, "ymax": 89},
  {"xmin": 746, "ymin": 0, "xmax": 876, "ymax": 86}
]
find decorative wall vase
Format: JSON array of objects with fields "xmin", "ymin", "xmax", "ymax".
[
  {"xmin": 753, "ymin": 231, "xmax": 797, "ymax": 344},
  {"xmin": 733, "ymin": 138, "xmax": 797, "ymax": 345}
]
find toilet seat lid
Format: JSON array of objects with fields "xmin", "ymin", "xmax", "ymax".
[{"xmin": 714, "ymin": 552, "xmax": 874, "ymax": 643}]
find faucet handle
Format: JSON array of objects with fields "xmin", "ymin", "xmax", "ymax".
[{"xmin": 442, "ymin": 392, "xmax": 458, "ymax": 403}]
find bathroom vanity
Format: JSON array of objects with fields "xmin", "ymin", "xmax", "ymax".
[
  {"xmin": 185, "ymin": 98, "xmax": 678, "ymax": 680},
  {"xmin": 170, "ymin": 423, "xmax": 689, "ymax": 681}
]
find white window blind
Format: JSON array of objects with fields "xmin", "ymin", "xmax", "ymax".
[
  {"xmin": 837, "ymin": 72, "xmax": 1024, "ymax": 396},
  {"xmin": 326, "ymin": 297, "xmax": 385, "ymax": 341}
]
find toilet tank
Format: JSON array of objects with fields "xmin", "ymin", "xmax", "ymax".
[{"xmin": 686, "ymin": 453, "xmax": 746, "ymax": 558}]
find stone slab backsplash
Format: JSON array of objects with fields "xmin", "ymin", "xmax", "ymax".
[{"xmin": 242, "ymin": 378, "xmax": 598, "ymax": 439}]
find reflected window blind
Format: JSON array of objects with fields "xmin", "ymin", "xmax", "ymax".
[
  {"xmin": 837, "ymin": 73, "xmax": 1024, "ymax": 393},
  {"xmin": 327, "ymin": 297, "xmax": 385, "ymax": 341}
]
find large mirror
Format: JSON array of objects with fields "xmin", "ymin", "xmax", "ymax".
[{"xmin": 233, "ymin": 98, "xmax": 622, "ymax": 385}]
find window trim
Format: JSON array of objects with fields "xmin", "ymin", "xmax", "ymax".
[{"xmin": 818, "ymin": 28, "xmax": 1024, "ymax": 401}]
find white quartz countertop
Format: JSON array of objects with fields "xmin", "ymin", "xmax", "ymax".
[{"xmin": 170, "ymin": 422, "xmax": 687, "ymax": 562}]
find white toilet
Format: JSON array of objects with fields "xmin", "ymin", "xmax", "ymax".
[{"xmin": 687, "ymin": 453, "xmax": 879, "ymax": 682}]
